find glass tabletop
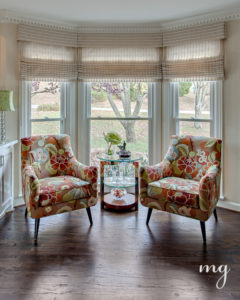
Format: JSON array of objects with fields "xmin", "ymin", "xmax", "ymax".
[{"xmin": 97, "ymin": 152, "xmax": 143, "ymax": 162}]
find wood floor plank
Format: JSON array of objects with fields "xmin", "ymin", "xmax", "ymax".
[{"xmin": 0, "ymin": 204, "xmax": 239, "ymax": 300}]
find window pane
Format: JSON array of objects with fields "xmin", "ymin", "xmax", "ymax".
[
  {"xmin": 90, "ymin": 82, "xmax": 149, "ymax": 118},
  {"xmin": 178, "ymin": 82, "xmax": 211, "ymax": 119},
  {"xmin": 31, "ymin": 82, "xmax": 61, "ymax": 119},
  {"xmin": 179, "ymin": 121, "xmax": 210, "ymax": 137},
  {"xmin": 31, "ymin": 121, "xmax": 61, "ymax": 136},
  {"xmin": 91, "ymin": 120, "xmax": 148, "ymax": 165}
]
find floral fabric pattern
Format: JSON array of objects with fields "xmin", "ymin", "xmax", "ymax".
[
  {"xmin": 149, "ymin": 177, "xmax": 199, "ymax": 194},
  {"xmin": 21, "ymin": 134, "xmax": 98, "ymax": 219},
  {"xmin": 140, "ymin": 160, "xmax": 172, "ymax": 198},
  {"xmin": 148, "ymin": 177, "xmax": 199, "ymax": 208},
  {"xmin": 39, "ymin": 176, "xmax": 91, "ymax": 207},
  {"xmin": 140, "ymin": 135, "xmax": 222, "ymax": 222}
]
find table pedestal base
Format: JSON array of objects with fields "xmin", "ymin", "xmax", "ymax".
[{"xmin": 103, "ymin": 193, "xmax": 136, "ymax": 211}]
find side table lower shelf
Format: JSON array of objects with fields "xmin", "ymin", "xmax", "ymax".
[
  {"xmin": 99, "ymin": 157, "xmax": 141, "ymax": 212},
  {"xmin": 103, "ymin": 192, "xmax": 137, "ymax": 211}
]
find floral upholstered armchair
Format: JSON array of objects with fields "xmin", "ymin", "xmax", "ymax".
[
  {"xmin": 140, "ymin": 135, "xmax": 222, "ymax": 242},
  {"xmin": 21, "ymin": 134, "xmax": 98, "ymax": 245}
]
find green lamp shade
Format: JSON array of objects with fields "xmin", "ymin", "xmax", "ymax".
[{"xmin": 0, "ymin": 90, "xmax": 15, "ymax": 112}]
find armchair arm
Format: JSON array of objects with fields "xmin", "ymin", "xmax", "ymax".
[
  {"xmin": 70, "ymin": 158, "xmax": 98, "ymax": 197},
  {"xmin": 22, "ymin": 165, "xmax": 40, "ymax": 209},
  {"xmin": 199, "ymin": 165, "xmax": 221, "ymax": 213},
  {"xmin": 140, "ymin": 159, "xmax": 173, "ymax": 198}
]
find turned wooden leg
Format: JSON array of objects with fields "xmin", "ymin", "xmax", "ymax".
[
  {"xmin": 146, "ymin": 208, "xmax": 153, "ymax": 225},
  {"xmin": 200, "ymin": 221, "xmax": 206, "ymax": 243},
  {"xmin": 100, "ymin": 176, "xmax": 104, "ymax": 210},
  {"xmin": 213, "ymin": 208, "xmax": 218, "ymax": 222},
  {"xmin": 34, "ymin": 219, "xmax": 40, "ymax": 246},
  {"xmin": 25, "ymin": 208, "xmax": 28, "ymax": 218},
  {"xmin": 86, "ymin": 207, "xmax": 93, "ymax": 225},
  {"xmin": 135, "ymin": 202, "xmax": 138, "ymax": 211}
]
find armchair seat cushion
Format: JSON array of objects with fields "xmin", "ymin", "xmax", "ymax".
[
  {"xmin": 147, "ymin": 177, "xmax": 200, "ymax": 208},
  {"xmin": 39, "ymin": 176, "xmax": 91, "ymax": 207}
]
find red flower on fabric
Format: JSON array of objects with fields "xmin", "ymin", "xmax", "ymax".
[
  {"xmin": 177, "ymin": 156, "xmax": 197, "ymax": 174},
  {"xmin": 175, "ymin": 192, "xmax": 196, "ymax": 206},
  {"xmin": 201, "ymin": 177, "xmax": 215, "ymax": 193},
  {"xmin": 40, "ymin": 185, "xmax": 55, "ymax": 195},
  {"xmin": 167, "ymin": 190, "xmax": 196, "ymax": 207},
  {"xmin": 163, "ymin": 165, "xmax": 172, "ymax": 177},
  {"xmin": 22, "ymin": 137, "xmax": 33, "ymax": 146},
  {"xmin": 166, "ymin": 190, "xmax": 175, "ymax": 202},
  {"xmin": 40, "ymin": 192, "xmax": 57, "ymax": 206},
  {"xmin": 84, "ymin": 166, "xmax": 97, "ymax": 183},
  {"xmin": 50, "ymin": 155, "xmax": 69, "ymax": 171},
  {"xmin": 147, "ymin": 167, "xmax": 161, "ymax": 181}
]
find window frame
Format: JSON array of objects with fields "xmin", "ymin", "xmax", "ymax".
[
  {"xmin": 88, "ymin": 82, "xmax": 153, "ymax": 164},
  {"xmin": 86, "ymin": 83, "xmax": 152, "ymax": 121},
  {"xmin": 173, "ymin": 81, "xmax": 215, "ymax": 137},
  {"xmin": 20, "ymin": 81, "xmax": 77, "ymax": 151},
  {"xmin": 78, "ymin": 82, "xmax": 161, "ymax": 165},
  {"xmin": 22, "ymin": 81, "xmax": 66, "ymax": 135},
  {"xmin": 162, "ymin": 81, "xmax": 222, "ymax": 152}
]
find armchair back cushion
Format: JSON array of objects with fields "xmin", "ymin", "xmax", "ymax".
[
  {"xmin": 165, "ymin": 135, "xmax": 221, "ymax": 181},
  {"xmin": 21, "ymin": 135, "xmax": 74, "ymax": 179}
]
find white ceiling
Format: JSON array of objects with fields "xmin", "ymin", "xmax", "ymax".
[{"xmin": 0, "ymin": 0, "xmax": 240, "ymax": 23}]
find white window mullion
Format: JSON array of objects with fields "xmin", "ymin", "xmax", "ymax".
[
  {"xmin": 20, "ymin": 81, "xmax": 31, "ymax": 138},
  {"xmin": 60, "ymin": 82, "xmax": 67, "ymax": 134},
  {"xmin": 210, "ymin": 81, "xmax": 215, "ymax": 137},
  {"xmin": 77, "ymin": 82, "xmax": 91, "ymax": 164},
  {"xmin": 65, "ymin": 81, "xmax": 77, "ymax": 154},
  {"xmin": 162, "ymin": 81, "xmax": 176, "ymax": 155},
  {"xmin": 213, "ymin": 81, "xmax": 223, "ymax": 139},
  {"xmin": 150, "ymin": 82, "xmax": 161, "ymax": 164},
  {"xmin": 214, "ymin": 81, "xmax": 224, "ymax": 200}
]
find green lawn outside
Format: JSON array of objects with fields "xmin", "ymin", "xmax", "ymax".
[{"xmin": 31, "ymin": 109, "xmax": 210, "ymax": 155}]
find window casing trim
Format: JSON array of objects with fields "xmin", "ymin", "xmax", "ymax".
[
  {"xmin": 20, "ymin": 81, "xmax": 76, "ymax": 151},
  {"xmin": 78, "ymin": 82, "xmax": 161, "ymax": 166}
]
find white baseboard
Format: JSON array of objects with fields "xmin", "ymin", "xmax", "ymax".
[{"xmin": 217, "ymin": 199, "xmax": 240, "ymax": 212}]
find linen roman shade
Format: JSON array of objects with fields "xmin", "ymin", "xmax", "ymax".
[
  {"xmin": 79, "ymin": 47, "xmax": 162, "ymax": 82},
  {"xmin": 77, "ymin": 32, "xmax": 162, "ymax": 81},
  {"xmin": 17, "ymin": 22, "xmax": 226, "ymax": 82},
  {"xmin": 162, "ymin": 22, "xmax": 226, "ymax": 81},
  {"xmin": 18, "ymin": 25, "xmax": 78, "ymax": 81}
]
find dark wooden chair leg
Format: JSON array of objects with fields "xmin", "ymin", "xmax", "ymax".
[
  {"xmin": 213, "ymin": 208, "xmax": 218, "ymax": 222},
  {"xmin": 146, "ymin": 208, "xmax": 153, "ymax": 225},
  {"xmin": 34, "ymin": 219, "xmax": 40, "ymax": 246},
  {"xmin": 86, "ymin": 207, "xmax": 93, "ymax": 225},
  {"xmin": 200, "ymin": 221, "xmax": 206, "ymax": 243},
  {"xmin": 25, "ymin": 208, "xmax": 28, "ymax": 218}
]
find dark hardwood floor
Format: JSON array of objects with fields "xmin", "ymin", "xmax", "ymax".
[{"xmin": 0, "ymin": 203, "xmax": 239, "ymax": 300}]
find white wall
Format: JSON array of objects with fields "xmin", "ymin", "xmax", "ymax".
[
  {"xmin": 223, "ymin": 20, "xmax": 240, "ymax": 209},
  {"xmin": 0, "ymin": 24, "xmax": 20, "ymax": 199},
  {"xmin": 0, "ymin": 21, "xmax": 240, "ymax": 210}
]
